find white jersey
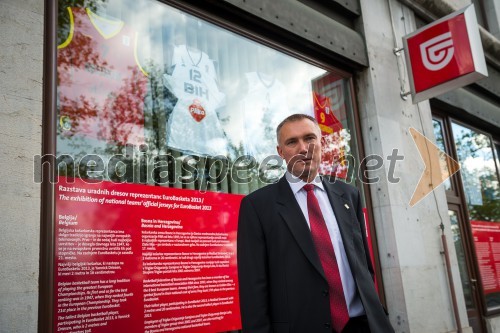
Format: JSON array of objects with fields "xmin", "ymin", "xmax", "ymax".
[
  {"xmin": 163, "ymin": 45, "xmax": 227, "ymax": 156},
  {"xmin": 240, "ymin": 72, "xmax": 290, "ymax": 162}
]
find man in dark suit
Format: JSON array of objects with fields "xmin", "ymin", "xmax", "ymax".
[{"xmin": 237, "ymin": 114, "xmax": 394, "ymax": 333}]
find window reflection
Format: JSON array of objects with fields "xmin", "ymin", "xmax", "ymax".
[
  {"xmin": 58, "ymin": 7, "xmax": 148, "ymax": 144},
  {"xmin": 452, "ymin": 122, "xmax": 500, "ymax": 310},
  {"xmin": 452, "ymin": 123, "xmax": 500, "ymax": 221},
  {"xmin": 449, "ymin": 210, "xmax": 474, "ymax": 309},
  {"xmin": 54, "ymin": 1, "xmax": 367, "ymax": 332},
  {"xmin": 57, "ymin": 0, "xmax": 360, "ymax": 194}
]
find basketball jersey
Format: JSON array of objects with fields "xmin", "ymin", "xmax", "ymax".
[
  {"xmin": 58, "ymin": 7, "xmax": 147, "ymax": 146},
  {"xmin": 240, "ymin": 72, "xmax": 290, "ymax": 162},
  {"xmin": 313, "ymin": 92, "xmax": 348, "ymax": 178},
  {"xmin": 313, "ymin": 91, "xmax": 343, "ymax": 135},
  {"xmin": 163, "ymin": 45, "xmax": 227, "ymax": 156}
]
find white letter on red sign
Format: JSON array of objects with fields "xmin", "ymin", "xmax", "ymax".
[{"xmin": 420, "ymin": 32, "xmax": 454, "ymax": 71}]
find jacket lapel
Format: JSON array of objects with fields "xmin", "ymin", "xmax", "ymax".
[
  {"xmin": 276, "ymin": 177, "xmax": 326, "ymax": 281},
  {"xmin": 322, "ymin": 179, "xmax": 355, "ymax": 263}
]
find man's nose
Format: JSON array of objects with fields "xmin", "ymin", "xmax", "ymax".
[{"xmin": 298, "ymin": 140, "xmax": 309, "ymax": 155}]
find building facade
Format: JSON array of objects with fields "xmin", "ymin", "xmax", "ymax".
[{"xmin": 1, "ymin": 0, "xmax": 499, "ymax": 332}]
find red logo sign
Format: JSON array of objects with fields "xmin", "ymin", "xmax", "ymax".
[
  {"xmin": 406, "ymin": 13, "xmax": 473, "ymax": 93},
  {"xmin": 189, "ymin": 99, "xmax": 206, "ymax": 122}
]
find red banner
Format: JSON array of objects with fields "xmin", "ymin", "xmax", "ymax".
[
  {"xmin": 471, "ymin": 220, "xmax": 500, "ymax": 295},
  {"xmin": 54, "ymin": 177, "xmax": 242, "ymax": 333},
  {"xmin": 312, "ymin": 91, "xmax": 348, "ymax": 179}
]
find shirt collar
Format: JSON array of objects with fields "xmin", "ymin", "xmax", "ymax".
[{"xmin": 285, "ymin": 171, "xmax": 324, "ymax": 195}]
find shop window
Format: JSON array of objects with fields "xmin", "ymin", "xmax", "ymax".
[
  {"xmin": 56, "ymin": 0, "xmax": 361, "ymax": 192},
  {"xmin": 451, "ymin": 122, "xmax": 500, "ymax": 310},
  {"xmin": 51, "ymin": 0, "xmax": 364, "ymax": 332}
]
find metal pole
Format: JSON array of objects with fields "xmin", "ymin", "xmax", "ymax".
[{"xmin": 441, "ymin": 229, "xmax": 463, "ymax": 333}]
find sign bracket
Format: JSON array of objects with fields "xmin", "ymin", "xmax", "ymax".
[
  {"xmin": 392, "ymin": 47, "xmax": 411, "ymax": 100},
  {"xmin": 400, "ymin": 91, "xmax": 411, "ymax": 100},
  {"xmin": 393, "ymin": 47, "xmax": 404, "ymax": 56}
]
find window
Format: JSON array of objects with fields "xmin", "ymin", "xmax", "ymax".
[
  {"xmin": 451, "ymin": 122, "xmax": 500, "ymax": 310},
  {"xmin": 56, "ymin": 0, "xmax": 361, "ymax": 193},
  {"xmin": 51, "ymin": 1, "xmax": 364, "ymax": 332}
]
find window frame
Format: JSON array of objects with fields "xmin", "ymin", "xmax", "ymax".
[
  {"xmin": 39, "ymin": 1, "xmax": 387, "ymax": 332},
  {"xmin": 432, "ymin": 106, "xmax": 500, "ymax": 319}
]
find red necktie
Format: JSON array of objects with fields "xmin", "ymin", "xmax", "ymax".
[{"xmin": 303, "ymin": 184, "xmax": 349, "ymax": 333}]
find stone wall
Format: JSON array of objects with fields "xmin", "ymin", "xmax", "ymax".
[{"xmin": 0, "ymin": 1, "xmax": 44, "ymax": 332}]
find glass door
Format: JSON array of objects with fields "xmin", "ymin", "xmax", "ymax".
[
  {"xmin": 451, "ymin": 122, "xmax": 500, "ymax": 312},
  {"xmin": 432, "ymin": 116, "xmax": 486, "ymax": 332},
  {"xmin": 448, "ymin": 206, "xmax": 483, "ymax": 332}
]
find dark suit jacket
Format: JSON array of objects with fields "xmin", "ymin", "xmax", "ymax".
[{"xmin": 237, "ymin": 176, "xmax": 394, "ymax": 333}]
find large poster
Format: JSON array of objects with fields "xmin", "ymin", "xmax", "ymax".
[
  {"xmin": 471, "ymin": 220, "xmax": 500, "ymax": 295},
  {"xmin": 53, "ymin": 2, "xmax": 362, "ymax": 332},
  {"xmin": 54, "ymin": 177, "xmax": 242, "ymax": 333}
]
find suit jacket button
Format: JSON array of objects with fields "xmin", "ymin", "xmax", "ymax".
[
  {"xmin": 324, "ymin": 322, "xmax": 331, "ymax": 329},
  {"xmin": 323, "ymin": 289, "xmax": 329, "ymax": 296}
]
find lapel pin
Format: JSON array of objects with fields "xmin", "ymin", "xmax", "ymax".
[{"xmin": 344, "ymin": 204, "xmax": 350, "ymax": 210}]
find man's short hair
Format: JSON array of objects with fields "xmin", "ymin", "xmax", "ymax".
[{"xmin": 276, "ymin": 113, "xmax": 319, "ymax": 143}]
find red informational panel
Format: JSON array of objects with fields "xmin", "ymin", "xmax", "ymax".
[
  {"xmin": 403, "ymin": 5, "xmax": 487, "ymax": 103},
  {"xmin": 471, "ymin": 220, "xmax": 500, "ymax": 295},
  {"xmin": 54, "ymin": 177, "xmax": 243, "ymax": 333}
]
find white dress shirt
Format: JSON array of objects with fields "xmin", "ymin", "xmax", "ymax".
[{"xmin": 285, "ymin": 172, "xmax": 365, "ymax": 317}]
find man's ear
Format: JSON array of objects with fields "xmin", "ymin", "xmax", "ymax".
[{"xmin": 276, "ymin": 145, "xmax": 283, "ymax": 159}]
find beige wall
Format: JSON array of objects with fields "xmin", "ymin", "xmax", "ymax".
[
  {"xmin": 0, "ymin": 1, "xmax": 43, "ymax": 332},
  {"xmin": 356, "ymin": 0, "xmax": 472, "ymax": 331}
]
